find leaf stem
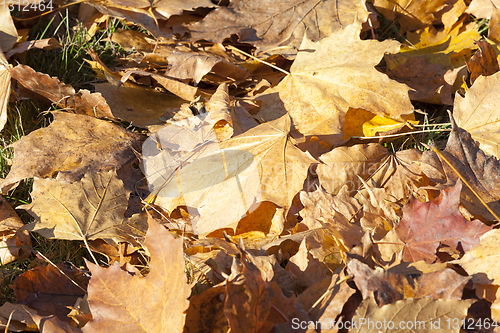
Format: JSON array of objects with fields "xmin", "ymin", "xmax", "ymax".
[{"xmin": 226, "ymin": 45, "xmax": 291, "ymax": 75}]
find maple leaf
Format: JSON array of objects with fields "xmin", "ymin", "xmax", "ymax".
[
  {"xmin": 316, "ymin": 143, "xmax": 389, "ymax": 195},
  {"xmin": 378, "ymin": 180, "xmax": 492, "ymax": 263},
  {"xmin": 453, "ymin": 70, "xmax": 500, "ymax": 158},
  {"xmin": 351, "ymin": 297, "xmax": 473, "ymax": 333},
  {"xmin": 83, "ymin": 217, "xmax": 192, "ymax": 332},
  {"xmin": 143, "ymin": 114, "xmax": 316, "ymax": 235},
  {"xmin": 21, "ymin": 170, "xmax": 147, "ymax": 246},
  {"xmin": 0, "ymin": 112, "xmax": 143, "ymax": 194},
  {"xmin": 278, "ymin": 21, "xmax": 414, "ymax": 139},
  {"xmin": 188, "ymin": 0, "xmax": 368, "ymax": 56}
]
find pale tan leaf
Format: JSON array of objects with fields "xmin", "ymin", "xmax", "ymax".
[
  {"xmin": 0, "ymin": 8, "xmax": 18, "ymax": 53},
  {"xmin": 143, "ymin": 114, "xmax": 316, "ymax": 235},
  {"xmin": 21, "ymin": 170, "xmax": 147, "ymax": 245},
  {"xmin": 454, "ymin": 229, "xmax": 500, "ymax": 285},
  {"xmin": 279, "ymin": 21, "xmax": 414, "ymax": 140},
  {"xmin": 350, "ymin": 297, "xmax": 473, "ymax": 333},
  {"xmin": 454, "ymin": 71, "xmax": 500, "ymax": 158}
]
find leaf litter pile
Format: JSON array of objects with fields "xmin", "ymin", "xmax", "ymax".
[{"xmin": 4, "ymin": 0, "xmax": 500, "ymax": 332}]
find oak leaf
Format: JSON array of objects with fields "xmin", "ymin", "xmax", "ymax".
[
  {"xmin": 0, "ymin": 112, "xmax": 143, "ymax": 193},
  {"xmin": 83, "ymin": 217, "xmax": 192, "ymax": 332},
  {"xmin": 378, "ymin": 181, "xmax": 492, "ymax": 263},
  {"xmin": 278, "ymin": 21, "xmax": 414, "ymax": 139},
  {"xmin": 21, "ymin": 170, "xmax": 147, "ymax": 245}
]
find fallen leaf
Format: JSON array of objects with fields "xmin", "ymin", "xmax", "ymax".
[
  {"xmin": 83, "ymin": 217, "xmax": 192, "ymax": 332},
  {"xmin": 347, "ymin": 259, "xmax": 470, "ymax": 306},
  {"xmin": 224, "ymin": 249, "xmax": 274, "ymax": 333},
  {"xmin": 0, "ymin": 8, "xmax": 18, "ymax": 52},
  {"xmin": 0, "ymin": 49, "xmax": 11, "ymax": 133},
  {"xmin": 165, "ymin": 50, "xmax": 249, "ymax": 85},
  {"xmin": 0, "ymin": 303, "xmax": 38, "ymax": 332},
  {"xmin": 350, "ymin": 296, "xmax": 473, "ymax": 333},
  {"xmin": 0, "ymin": 112, "xmax": 143, "ymax": 193},
  {"xmin": 372, "ymin": 0, "xmax": 448, "ymax": 32},
  {"xmin": 21, "ymin": 170, "xmax": 147, "ymax": 245},
  {"xmin": 467, "ymin": 0, "xmax": 500, "ymax": 19},
  {"xmin": 454, "ymin": 229, "xmax": 500, "ymax": 285},
  {"xmin": 29, "ymin": 313, "xmax": 83, "ymax": 333},
  {"xmin": 316, "ymin": 143, "xmax": 388, "ymax": 195},
  {"xmin": 0, "ymin": 196, "xmax": 31, "ymax": 265},
  {"xmin": 93, "ymin": 82, "xmax": 185, "ymax": 128},
  {"xmin": 10, "ymin": 65, "xmax": 114, "ymax": 119},
  {"xmin": 285, "ymin": 239, "xmax": 326, "ymax": 288},
  {"xmin": 143, "ymin": 114, "xmax": 316, "ymax": 235},
  {"xmin": 378, "ymin": 180, "xmax": 492, "ymax": 263},
  {"xmin": 13, "ymin": 264, "xmax": 88, "ymax": 322},
  {"xmin": 300, "ymin": 188, "xmax": 363, "ymax": 250},
  {"xmin": 278, "ymin": 21, "xmax": 414, "ymax": 139},
  {"xmin": 5, "ymin": 38, "xmax": 61, "ymax": 59},
  {"xmin": 467, "ymin": 39, "xmax": 500, "ymax": 84},
  {"xmin": 188, "ymin": 0, "xmax": 368, "ymax": 56},
  {"xmin": 438, "ymin": 114, "xmax": 500, "ymax": 221},
  {"xmin": 454, "ymin": 71, "xmax": 500, "ymax": 158}
]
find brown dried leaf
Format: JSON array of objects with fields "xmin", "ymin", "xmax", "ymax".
[
  {"xmin": 0, "ymin": 112, "xmax": 143, "ymax": 193},
  {"xmin": 224, "ymin": 250, "xmax": 274, "ymax": 333},
  {"xmin": 13, "ymin": 264, "xmax": 88, "ymax": 322},
  {"xmin": 21, "ymin": 170, "xmax": 147, "ymax": 245},
  {"xmin": 188, "ymin": 0, "xmax": 368, "ymax": 56},
  {"xmin": 467, "ymin": 40, "xmax": 500, "ymax": 84},
  {"xmin": 10, "ymin": 65, "xmax": 113, "ymax": 119},
  {"xmin": 347, "ymin": 259, "xmax": 470, "ymax": 307},
  {"xmin": 454, "ymin": 229, "xmax": 500, "ymax": 285},
  {"xmin": 93, "ymin": 82, "xmax": 185, "ymax": 128},
  {"xmin": 143, "ymin": 114, "xmax": 316, "ymax": 235},
  {"xmin": 373, "ymin": 0, "xmax": 448, "ymax": 32},
  {"xmin": 0, "ymin": 8, "xmax": 18, "ymax": 53},
  {"xmin": 285, "ymin": 239, "xmax": 326, "ymax": 288},
  {"xmin": 439, "ymin": 115, "xmax": 500, "ymax": 221},
  {"xmin": 83, "ymin": 217, "xmax": 192, "ymax": 332}
]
